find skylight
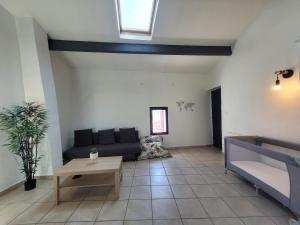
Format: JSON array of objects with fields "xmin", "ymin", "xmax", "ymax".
[{"xmin": 116, "ymin": 0, "xmax": 159, "ymax": 40}]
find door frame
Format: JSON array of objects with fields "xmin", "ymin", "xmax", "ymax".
[{"xmin": 209, "ymin": 86, "xmax": 223, "ymax": 150}]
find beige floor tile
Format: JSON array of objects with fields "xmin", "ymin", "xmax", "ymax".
[
  {"xmin": 150, "ymin": 161, "xmax": 163, "ymax": 169},
  {"xmin": 212, "ymin": 218, "xmax": 244, "ymax": 225},
  {"xmin": 125, "ymin": 199, "xmax": 152, "ymax": 220},
  {"xmin": 242, "ymin": 217, "xmax": 277, "ymax": 225},
  {"xmin": 165, "ymin": 168, "xmax": 182, "ymax": 175},
  {"xmin": 271, "ymin": 216, "xmax": 289, "ymax": 225},
  {"xmin": 123, "ymin": 161, "xmax": 136, "ymax": 169},
  {"xmin": 200, "ymin": 198, "xmax": 236, "ymax": 218},
  {"xmin": 123, "ymin": 169, "xmax": 134, "ymax": 176},
  {"xmin": 231, "ymin": 183, "xmax": 256, "ymax": 196},
  {"xmin": 107, "ymin": 187, "xmax": 131, "ymax": 200},
  {"xmin": 182, "ymin": 219, "xmax": 213, "ymax": 225},
  {"xmin": 176, "ymin": 199, "xmax": 207, "ymax": 218},
  {"xmin": 153, "ymin": 219, "xmax": 183, "ymax": 225},
  {"xmin": 68, "ymin": 201, "xmax": 103, "ymax": 221},
  {"xmin": 134, "ymin": 169, "xmax": 150, "ymax": 176},
  {"xmin": 167, "ymin": 175, "xmax": 187, "ymax": 185},
  {"xmin": 150, "ymin": 168, "xmax": 166, "ymax": 176},
  {"xmin": 10, "ymin": 203, "xmax": 53, "ymax": 224},
  {"xmin": 132, "ymin": 176, "xmax": 150, "ymax": 186},
  {"xmin": 194, "ymin": 167, "xmax": 214, "ymax": 175},
  {"xmin": 84, "ymin": 187, "xmax": 111, "ymax": 201},
  {"xmin": 65, "ymin": 222, "xmax": 94, "ymax": 225},
  {"xmin": 202, "ymin": 174, "xmax": 225, "ymax": 184},
  {"xmin": 37, "ymin": 223, "xmax": 64, "ymax": 225},
  {"xmin": 184, "ymin": 175, "xmax": 207, "ymax": 185},
  {"xmin": 211, "ymin": 184, "xmax": 240, "ymax": 197},
  {"xmin": 152, "ymin": 199, "xmax": 180, "ymax": 219},
  {"xmin": 151, "ymin": 176, "xmax": 169, "ymax": 185},
  {"xmin": 0, "ymin": 203, "xmax": 31, "ymax": 225},
  {"xmin": 191, "ymin": 185, "xmax": 217, "ymax": 198},
  {"xmin": 151, "ymin": 186, "xmax": 173, "ymax": 199},
  {"xmin": 94, "ymin": 222, "xmax": 123, "ymax": 225},
  {"xmin": 59, "ymin": 187, "xmax": 89, "ymax": 202},
  {"xmin": 121, "ymin": 177, "xmax": 133, "ymax": 187},
  {"xmin": 40, "ymin": 201, "xmax": 80, "ymax": 223},
  {"xmin": 247, "ymin": 196, "xmax": 287, "ymax": 216},
  {"xmin": 171, "ymin": 185, "xmax": 196, "ymax": 198},
  {"xmin": 0, "ymin": 186, "xmax": 49, "ymax": 204},
  {"xmin": 180, "ymin": 168, "xmax": 197, "ymax": 175},
  {"xmin": 130, "ymin": 186, "xmax": 151, "ymax": 199},
  {"xmin": 97, "ymin": 200, "xmax": 128, "ymax": 221},
  {"xmin": 216, "ymin": 174, "xmax": 243, "ymax": 184},
  {"xmin": 223, "ymin": 197, "xmax": 264, "ymax": 217},
  {"xmin": 35, "ymin": 191, "xmax": 54, "ymax": 203},
  {"xmin": 125, "ymin": 220, "xmax": 152, "ymax": 225}
]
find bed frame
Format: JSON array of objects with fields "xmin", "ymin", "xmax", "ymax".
[{"xmin": 225, "ymin": 136, "xmax": 300, "ymax": 216}]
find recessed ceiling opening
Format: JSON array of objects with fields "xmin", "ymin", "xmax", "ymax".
[{"xmin": 115, "ymin": 0, "xmax": 159, "ymax": 41}]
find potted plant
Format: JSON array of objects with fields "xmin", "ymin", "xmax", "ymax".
[
  {"xmin": 0, "ymin": 102, "xmax": 48, "ymax": 191},
  {"xmin": 90, "ymin": 147, "xmax": 98, "ymax": 160}
]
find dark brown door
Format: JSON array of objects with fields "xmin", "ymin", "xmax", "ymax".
[{"xmin": 211, "ymin": 88, "xmax": 222, "ymax": 149}]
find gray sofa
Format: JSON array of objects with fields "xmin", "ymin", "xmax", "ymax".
[{"xmin": 63, "ymin": 128, "xmax": 142, "ymax": 161}]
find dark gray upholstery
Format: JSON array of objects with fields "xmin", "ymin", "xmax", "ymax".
[
  {"xmin": 119, "ymin": 128, "xmax": 136, "ymax": 143},
  {"xmin": 74, "ymin": 129, "xmax": 93, "ymax": 147},
  {"xmin": 98, "ymin": 129, "xmax": 115, "ymax": 145},
  {"xmin": 64, "ymin": 130, "xmax": 141, "ymax": 161}
]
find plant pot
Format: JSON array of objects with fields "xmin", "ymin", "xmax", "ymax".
[
  {"xmin": 90, "ymin": 152, "xmax": 98, "ymax": 160},
  {"xmin": 24, "ymin": 178, "xmax": 36, "ymax": 191}
]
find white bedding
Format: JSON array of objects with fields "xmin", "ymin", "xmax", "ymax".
[{"xmin": 231, "ymin": 161, "xmax": 290, "ymax": 198}]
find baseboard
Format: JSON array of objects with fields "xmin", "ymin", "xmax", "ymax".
[
  {"xmin": 0, "ymin": 175, "xmax": 53, "ymax": 196},
  {"xmin": 167, "ymin": 145, "xmax": 213, "ymax": 150},
  {"xmin": 0, "ymin": 180, "xmax": 24, "ymax": 196}
]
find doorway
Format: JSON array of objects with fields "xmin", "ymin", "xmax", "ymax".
[{"xmin": 211, "ymin": 87, "xmax": 222, "ymax": 149}]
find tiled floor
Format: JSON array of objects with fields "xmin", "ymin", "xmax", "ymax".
[{"xmin": 0, "ymin": 147, "xmax": 290, "ymax": 225}]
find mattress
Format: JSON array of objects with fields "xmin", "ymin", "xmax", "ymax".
[{"xmin": 231, "ymin": 161, "xmax": 290, "ymax": 198}]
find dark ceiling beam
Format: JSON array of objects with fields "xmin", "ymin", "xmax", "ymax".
[{"xmin": 48, "ymin": 39, "xmax": 232, "ymax": 56}]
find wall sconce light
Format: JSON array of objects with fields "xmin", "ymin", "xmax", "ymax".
[{"xmin": 273, "ymin": 69, "xmax": 294, "ymax": 90}]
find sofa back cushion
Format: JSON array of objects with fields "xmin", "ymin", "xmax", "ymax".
[
  {"xmin": 74, "ymin": 129, "xmax": 93, "ymax": 147},
  {"xmin": 99, "ymin": 129, "xmax": 116, "ymax": 145},
  {"xmin": 119, "ymin": 128, "xmax": 137, "ymax": 143}
]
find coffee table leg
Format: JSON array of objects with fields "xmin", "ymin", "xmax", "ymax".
[
  {"xmin": 53, "ymin": 175, "xmax": 60, "ymax": 205},
  {"xmin": 120, "ymin": 162, "xmax": 123, "ymax": 181},
  {"xmin": 114, "ymin": 171, "xmax": 120, "ymax": 200}
]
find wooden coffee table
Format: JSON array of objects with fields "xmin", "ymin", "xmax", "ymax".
[{"xmin": 53, "ymin": 156, "xmax": 122, "ymax": 205}]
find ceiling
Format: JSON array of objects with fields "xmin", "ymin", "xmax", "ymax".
[
  {"xmin": 54, "ymin": 52, "xmax": 223, "ymax": 74},
  {"xmin": 0, "ymin": 0, "xmax": 270, "ymax": 73}
]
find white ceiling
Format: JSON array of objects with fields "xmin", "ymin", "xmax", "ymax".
[
  {"xmin": 1, "ymin": 0, "xmax": 270, "ymax": 73},
  {"xmin": 55, "ymin": 52, "xmax": 223, "ymax": 74}
]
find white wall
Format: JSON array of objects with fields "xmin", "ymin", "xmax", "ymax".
[
  {"xmin": 51, "ymin": 52, "xmax": 73, "ymax": 150},
  {"xmin": 0, "ymin": 5, "xmax": 25, "ymax": 191},
  {"xmin": 208, "ymin": 0, "xmax": 300, "ymax": 147},
  {"xmin": 70, "ymin": 69, "xmax": 212, "ymax": 148},
  {"xmin": 16, "ymin": 17, "xmax": 63, "ymax": 173}
]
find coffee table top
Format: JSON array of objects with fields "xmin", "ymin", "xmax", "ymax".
[{"xmin": 54, "ymin": 156, "xmax": 122, "ymax": 176}]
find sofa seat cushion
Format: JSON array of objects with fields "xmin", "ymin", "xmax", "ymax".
[
  {"xmin": 64, "ymin": 145, "xmax": 98, "ymax": 160},
  {"xmin": 99, "ymin": 142, "xmax": 141, "ymax": 155},
  {"xmin": 63, "ymin": 143, "xmax": 141, "ymax": 161}
]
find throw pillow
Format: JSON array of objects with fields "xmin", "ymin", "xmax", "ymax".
[
  {"xmin": 74, "ymin": 129, "xmax": 93, "ymax": 147},
  {"xmin": 98, "ymin": 129, "xmax": 116, "ymax": 145},
  {"xmin": 119, "ymin": 128, "xmax": 136, "ymax": 143}
]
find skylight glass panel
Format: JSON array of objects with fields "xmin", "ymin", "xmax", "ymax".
[{"xmin": 116, "ymin": 0, "xmax": 158, "ymax": 40}]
